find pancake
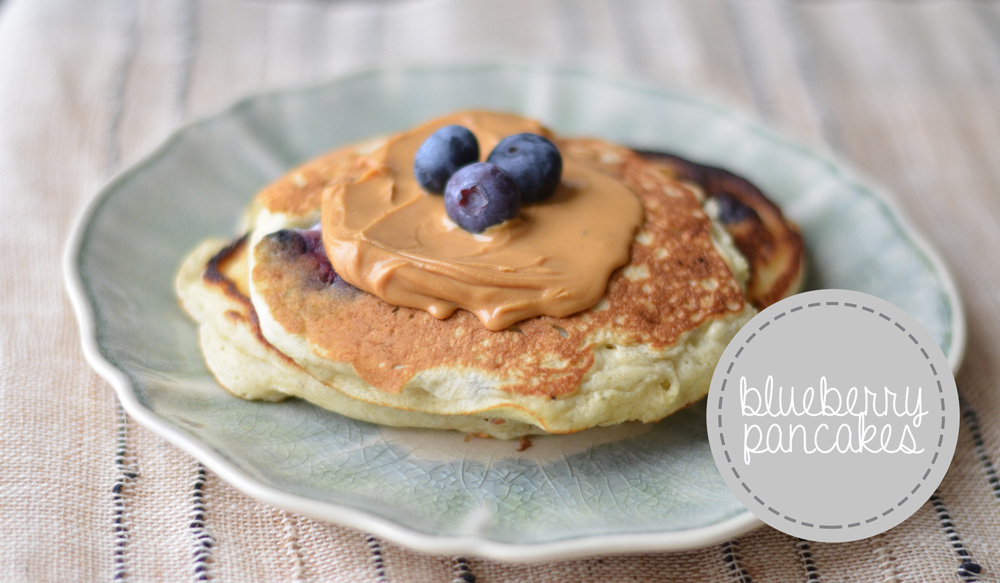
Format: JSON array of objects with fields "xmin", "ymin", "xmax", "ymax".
[
  {"xmin": 634, "ymin": 150, "xmax": 805, "ymax": 309},
  {"xmin": 176, "ymin": 112, "xmax": 803, "ymax": 438}
]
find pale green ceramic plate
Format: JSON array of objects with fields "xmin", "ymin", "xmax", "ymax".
[{"xmin": 65, "ymin": 64, "xmax": 964, "ymax": 561}]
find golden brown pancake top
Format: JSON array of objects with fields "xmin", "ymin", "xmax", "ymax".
[
  {"xmin": 634, "ymin": 150, "xmax": 805, "ymax": 309},
  {"xmin": 250, "ymin": 137, "xmax": 746, "ymax": 398},
  {"xmin": 257, "ymin": 146, "xmax": 365, "ymax": 217}
]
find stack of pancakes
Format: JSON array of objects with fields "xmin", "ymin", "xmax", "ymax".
[{"xmin": 176, "ymin": 113, "xmax": 804, "ymax": 439}]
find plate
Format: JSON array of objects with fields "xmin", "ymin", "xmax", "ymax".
[{"xmin": 65, "ymin": 64, "xmax": 965, "ymax": 561}]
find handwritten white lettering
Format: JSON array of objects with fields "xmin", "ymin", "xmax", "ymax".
[{"xmin": 741, "ymin": 376, "xmax": 926, "ymax": 465}]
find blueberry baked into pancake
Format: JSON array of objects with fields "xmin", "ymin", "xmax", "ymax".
[{"xmin": 176, "ymin": 111, "xmax": 804, "ymax": 439}]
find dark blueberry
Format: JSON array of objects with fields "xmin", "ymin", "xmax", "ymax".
[
  {"xmin": 265, "ymin": 229, "xmax": 308, "ymax": 256},
  {"xmin": 299, "ymin": 228, "xmax": 326, "ymax": 256},
  {"xmin": 486, "ymin": 133, "xmax": 562, "ymax": 203},
  {"xmin": 713, "ymin": 191, "xmax": 757, "ymax": 224},
  {"xmin": 299, "ymin": 228, "xmax": 336, "ymax": 285},
  {"xmin": 444, "ymin": 162, "xmax": 520, "ymax": 233},
  {"xmin": 265, "ymin": 228, "xmax": 338, "ymax": 285},
  {"xmin": 413, "ymin": 125, "xmax": 480, "ymax": 194}
]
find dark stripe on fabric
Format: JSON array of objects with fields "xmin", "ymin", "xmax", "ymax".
[
  {"xmin": 365, "ymin": 534, "xmax": 389, "ymax": 583},
  {"xmin": 190, "ymin": 464, "xmax": 214, "ymax": 582},
  {"xmin": 930, "ymin": 493, "xmax": 982, "ymax": 582},
  {"xmin": 113, "ymin": 403, "xmax": 138, "ymax": 581},
  {"xmin": 171, "ymin": 8, "xmax": 212, "ymax": 578},
  {"xmin": 721, "ymin": 539, "xmax": 752, "ymax": 583},
  {"xmin": 962, "ymin": 404, "xmax": 1000, "ymax": 500},
  {"xmin": 723, "ymin": 0, "xmax": 774, "ymax": 120},
  {"xmin": 105, "ymin": 0, "xmax": 140, "ymax": 178},
  {"xmin": 795, "ymin": 538, "xmax": 821, "ymax": 582},
  {"xmin": 778, "ymin": 4, "xmax": 842, "ymax": 149},
  {"xmin": 451, "ymin": 556, "xmax": 476, "ymax": 583},
  {"xmin": 108, "ymin": 3, "xmax": 140, "ymax": 576}
]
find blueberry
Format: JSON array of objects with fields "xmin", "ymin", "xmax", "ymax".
[
  {"xmin": 263, "ymin": 228, "xmax": 339, "ymax": 285},
  {"xmin": 299, "ymin": 228, "xmax": 326, "ymax": 256},
  {"xmin": 486, "ymin": 133, "xmax": 562, "ymax": 203},
  {"xmin": 713, "ymin": 191, "xmax": 757, "ymax": 224},
  {"xmin": 414, "ymin": 125, "xmax": 480, "ymax": 194},
  {"xmin": 265, "ymin": 229, "xmax": 308, "ymax": 256},
  {"xmin": 444, "ymin": 162, "xmax": 520, "ymax": 233}
]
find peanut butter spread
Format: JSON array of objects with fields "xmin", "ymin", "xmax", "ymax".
[
  {"xmin": 319, "ymin": 111, "xmax": 645, "ymax": 331},
  {"xmin": 250, "ymin": 135, "xmax": 748, "ymax": 397}
]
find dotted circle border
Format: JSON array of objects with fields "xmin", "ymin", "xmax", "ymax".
[{"xmin": 714, "ymin": 298, "xmax": 950, "ymax": 531}]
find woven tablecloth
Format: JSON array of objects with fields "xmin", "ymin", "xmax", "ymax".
[{"xmin": 4, "ymin": 0, "xmax": 1000, "ymax": 580}]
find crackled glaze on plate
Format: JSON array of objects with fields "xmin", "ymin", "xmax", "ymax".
[{"xmin": 65, "ymin": 64, "xmax": 964, "ymax": 561}]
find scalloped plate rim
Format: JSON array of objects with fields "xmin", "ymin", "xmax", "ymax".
[{"xmin": 63, "ymin": 63, "xmax": 965, "ymax": 562}]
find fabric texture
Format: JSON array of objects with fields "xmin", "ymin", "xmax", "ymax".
[{"xmin": 2, "ymin": 0, "xmax": 999, "ymax": 580}]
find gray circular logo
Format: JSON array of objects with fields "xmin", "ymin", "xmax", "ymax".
[{"xmin": 708, "ymin": 289, "xmax": 958, "ymax": 542}]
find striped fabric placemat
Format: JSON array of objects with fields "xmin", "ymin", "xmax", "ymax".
[{"xmin": 2, "ymin": 0, "xmax": 998, "ymax": 580}]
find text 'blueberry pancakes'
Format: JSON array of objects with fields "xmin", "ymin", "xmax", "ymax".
[{"xmin": 176, "ymin": 111, "xmax": 805, "ymax": 439}]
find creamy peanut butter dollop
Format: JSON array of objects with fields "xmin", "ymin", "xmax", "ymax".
[{"xmin": 320, "ymin": 111, "xmax": 644, "ymax": 331}]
